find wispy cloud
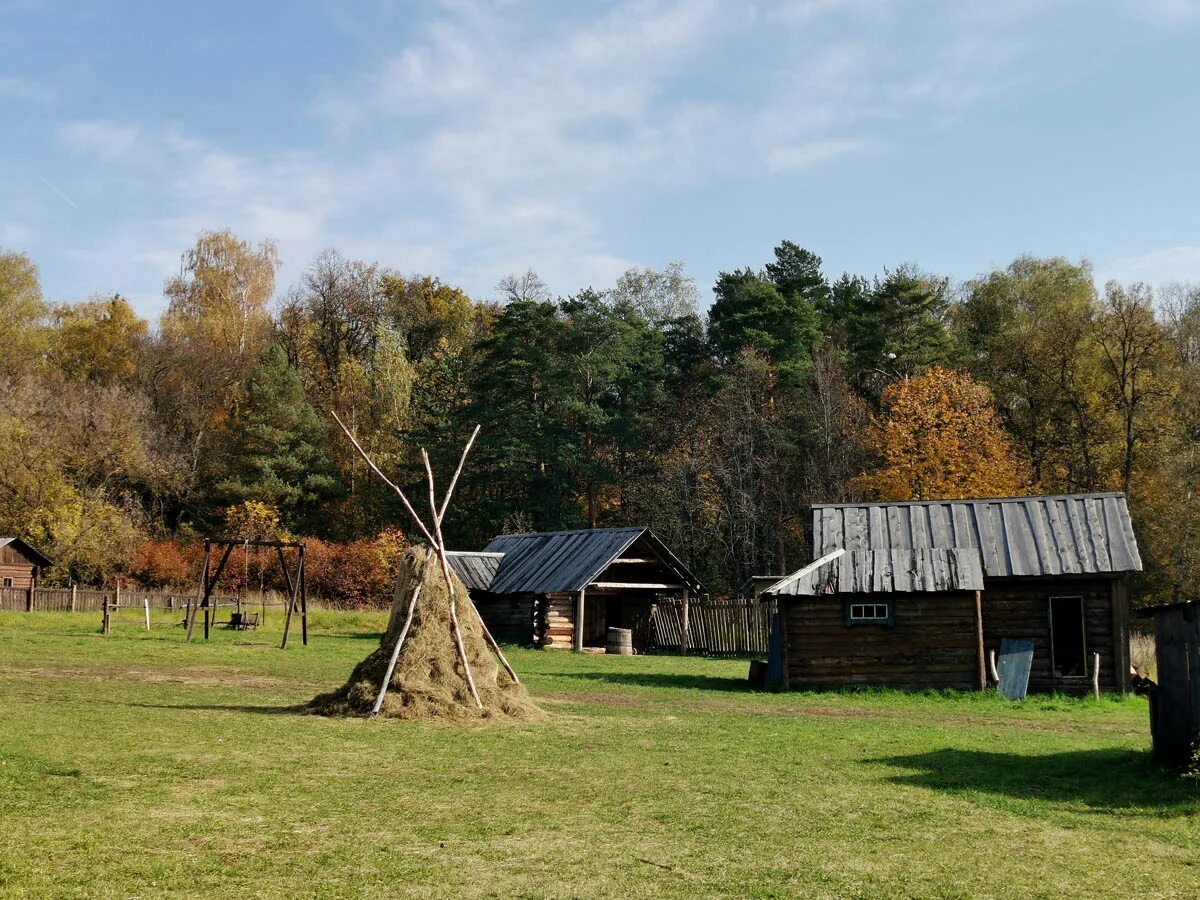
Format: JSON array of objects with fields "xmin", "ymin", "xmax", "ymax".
[
  {"xmin": 1098, "ymin": 245, "xmax": 1200, "ymax": 288},
  {"xmin": 38, "ymin": 0, "xmax": 1144, "ymax": 309}
]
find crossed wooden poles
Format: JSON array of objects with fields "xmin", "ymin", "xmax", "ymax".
[{"xmin": 330, "ymin": 413, "xmax": 518, "ymax": 716}]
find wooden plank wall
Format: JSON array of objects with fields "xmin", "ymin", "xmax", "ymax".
[
  {"xmin": 783, "ymin": 593, "xmax": 979, "ymax": 690},
  {"xmin": 981, "ymin": 578, "xmax": 1117, "ymax": 692}
]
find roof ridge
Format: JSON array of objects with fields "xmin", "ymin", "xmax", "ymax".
[
  {"xmin": 491, "ymin": 525, "xmax": 647, "ymax": 540},
  {"xmin": 811, "ymin": 492, "xmax": 1126, "ymax": 509}
]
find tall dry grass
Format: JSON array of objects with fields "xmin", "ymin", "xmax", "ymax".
[{"xmin": 1129, "ymin": 631, "xmax": 1156, "ymax": 680}]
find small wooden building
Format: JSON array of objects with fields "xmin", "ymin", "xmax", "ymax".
[
  {"xmin": 448, "ymin": 527, "xmax": 704, "ymax": 651},
  {"xmin": 0, "ymin": 537, "xmax": 51, "ymax": 589},
  {"xmin": 1135, "ymin": 599, "xmax": 1200, "ymax": 767},
  {"xmin": 765, "ymin": 493, "xmax": 1142, "ymax": 693}
]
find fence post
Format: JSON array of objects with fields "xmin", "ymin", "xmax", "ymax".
[
  {"xmin": 70, "ymin": 583, "xmax": 77, "ymax": 612},
  {"xmin": 26, "ymin": 585, "xmax": 33, "ymax": 612},
  {"xmin": 102, "ymin": 600, "xmax": 111, "ymax": 636}
]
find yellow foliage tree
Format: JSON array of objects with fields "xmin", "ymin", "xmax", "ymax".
[{"xmin": 856, "ymin": 366, "xmax": 1033, "ymax": 501}]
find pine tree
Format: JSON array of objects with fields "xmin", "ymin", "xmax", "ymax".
[{"xmin": 218, "ymin": 345, "xmax": 340, "ymax": 533}]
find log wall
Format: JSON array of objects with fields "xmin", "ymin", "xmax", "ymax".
[{"xmin": 783, "ymin": 592, "xmax": 979, "ymax": 690}]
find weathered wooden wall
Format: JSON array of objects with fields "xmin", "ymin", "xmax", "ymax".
[
  {"xmin": 0, "ymin": 543, "xmax": 39, "ymax": 589},
  {"xmin": 981, "ymin": 577, "xmax": 1119, "ymax": 693},
  {"xmin": 780, "ymin": 576, "xmax": 1126, "ymax": 692},
  {"xmin": 783, "ymin": 592, "xmax": 979, "ymax": 690},
  {"xmin": 472, "ymin": 593, "xmax": 535, "ymax": 643}
]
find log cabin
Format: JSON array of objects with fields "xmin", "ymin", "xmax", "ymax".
[
  {"xmin": 764, "ymin": 493, "xmax": 1142, "ymax": 694},
  {"xmin": 0, "ymin": 537, "xmax": 51, "ymax": 589},
  {"xmin": 448, "ymin": 527, "xmax": 704, "ymax": 651}
]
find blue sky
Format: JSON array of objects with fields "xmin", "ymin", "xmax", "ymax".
[{"xmin": 3, "ymin": 0, "xmax": 1200, "ymax": 318}]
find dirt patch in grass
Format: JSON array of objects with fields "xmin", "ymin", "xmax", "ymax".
[{"xmin": 0, "ymin": 663, "xmax": 298, "ymax": 690}]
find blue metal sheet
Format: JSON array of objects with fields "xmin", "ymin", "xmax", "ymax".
[{"xmin": 996, "ymin": 638, "xmax": 1035, "ymax": 700}]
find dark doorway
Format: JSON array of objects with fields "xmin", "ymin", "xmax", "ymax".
[{"xmin": 1050, "ymin": 595, "xmax": 1087, "ymax": 677}]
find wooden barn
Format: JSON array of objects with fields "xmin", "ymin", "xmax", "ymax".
[
  {"xmin": 764, "ymin": 493, "xmax": 1142, "ymax": 694},
  {"xmin": 448, "ymin": 527, "xmax": 703, "ymax": 651},
  {"xmin": 0, "ymin": 537, "xmax": 50, "ymax": 589}
]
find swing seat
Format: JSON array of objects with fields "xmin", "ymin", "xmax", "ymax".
[{"xmin": 228, "ymin": 612, "xmax": 259, "ymax": 630}]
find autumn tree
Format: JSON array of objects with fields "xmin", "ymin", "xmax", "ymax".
[
  {"xmin": 47, "ymin": 295, "xmax": 147, "ymax": 385},
  {"xmin": 959, "ymin": 257, "xmax": 1106, "ymax": 490},
  {"xmin": 0, "ymin": 248, "xmax": 46, "ymax": 378},
  {"xmin": 609, "ymin": 261, "xmax": 698, "ymax": 324},
  {"xmin": 856, "ymin": 366, "xmax": 1032, "ymax": 501}
]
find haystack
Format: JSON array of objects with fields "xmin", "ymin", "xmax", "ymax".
[
  {"xmin": 308, "ymin": 545, "xmax": 539, "ymax": 721},
  {"xmin": 310, "ymin": 416, "xmax": 539, "ymax": 722}
]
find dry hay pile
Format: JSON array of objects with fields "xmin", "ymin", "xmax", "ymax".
[{"xmin": 309, "ymin": 546, "xmax": 540, "ymax": 722}]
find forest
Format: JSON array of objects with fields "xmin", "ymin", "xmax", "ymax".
[{"xmin": 1, "ymin": 232, "xmax": 1197, "ymax": 604}]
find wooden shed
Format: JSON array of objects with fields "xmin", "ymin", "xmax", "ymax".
[
  {"xmin": 448, "ymin": 527, "xmax": 704, "ymax": 651},
  {"xmin": 0, "ymin": 537, "xmax": 51, "ymax": 589},
  {"xmin": 1135, "ymin": 600, "xmax": 1200, "ymax": 767},
  {"xmin": 764, "ymin": 493, "xmax": 1142, "ymax": 694}
]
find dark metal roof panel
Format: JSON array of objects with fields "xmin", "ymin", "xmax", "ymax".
[
  {"xmin": 812, "ymin": 493, "xmax": 1142, "ymax": 578},
  {"xmin": 480, "ymin": 527, "xmax": 704, "ymax": 595},
  {"xmin": 769, "ymin": 549, "xmax": 984, "ymax": 596},
  {"xmin": 482, "ymin": 528, "xmax": 645, "ymax": 594},
  {"xmin": 445, "ymin": 551, "xmax": 503, "ymax": 592}
]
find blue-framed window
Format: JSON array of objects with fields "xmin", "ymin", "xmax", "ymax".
[{"xmin": 845, "ymin": 600, "xmax": 893, "ymax": 626}]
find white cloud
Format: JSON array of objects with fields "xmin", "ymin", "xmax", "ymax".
[
  {"xmin": 40, "ymin": 0, "xmax": 1107, "ymax": 311},
  {"xmin": 1097, "ymin": 245, "xmax": 1200, "ymax": 288}
]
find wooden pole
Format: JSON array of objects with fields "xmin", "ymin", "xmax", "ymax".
[
  {"xmin": 102, "ymin": 599, "xmax": 110, "ymax": 636},
  {"xmin": 574, "ymin": 589, "xmax": 586, "ymax": 652},
  {"xmin": 330, "ymin": 410, "xmax": 436, "ymax": 545},
  {"xmin": 70, "ymin": 583, "xmax": 77, "ymax": 612},
  {"xmin": 1092, "ymin": 651, "xmax": 1101, "ymax": 701},
  {"xmin": 681, "ymin": 591, "xmax": 690, "ymax": 655},
  {"xmin": 476, "ymin": 607, "xmax": 520, "ymax": 684},
  {"xmin": 185, "ymin": 542, "xmax": 212, "ymax": 643},
  {"xmin": 975, "ymin": 590, "xmax": 987, "ymax": 691},
  {"xmin": 299, "ymin": 545, "xmax": 308, "ymax": 647},
  {"xmin": 144, "ymin": 597, "xmax": 151, "ymax": 631},
  {"xmin": 371, "ymin": 584, "xmax": 422, "ymax": 718},
  {"xmin": 424, "ymin": 450, "xmax": 482, "ymax": 709}
]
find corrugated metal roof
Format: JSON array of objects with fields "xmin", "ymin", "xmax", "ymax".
[
  {"xmin": 767, "ymin": 548, "xmax": 985, "ymax": 596},
  {"xmin": 445, "ymin": 551, "xmax": 504, "ymax": 591},
  {"xmin": 812, "ymin": 492, "xmax": 1142, "ymax": 578},
  {"xmin": 480, "ymin": 527, "xmax": 703, "ymax": 595},
  {"xmin": 0, "ymin": 537, "xmax": 52, "ymax": 568}
]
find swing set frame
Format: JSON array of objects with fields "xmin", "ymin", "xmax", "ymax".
[{"xmin": 184, "ymin": 538, "xmax": 308, "ymax": 650}]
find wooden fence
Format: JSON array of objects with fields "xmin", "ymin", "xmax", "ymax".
[
  {"xmin": 649, "ymin": 598, "xmax": 774, "ymax": 656},
  {"xmin": 0, "ymin": 586, "xmax": 244, "ymax": 615}
]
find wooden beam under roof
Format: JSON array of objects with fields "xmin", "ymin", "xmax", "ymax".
[{"xmin": 588, "ymin": 581, "xmax": 686, "ymax": 590}]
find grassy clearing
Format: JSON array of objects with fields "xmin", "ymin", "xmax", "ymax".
[{"xmin": 0, "ymin": 610, "xmax": 1197, "ymax": 898}]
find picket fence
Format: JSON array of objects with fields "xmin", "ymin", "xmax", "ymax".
[{"xmin": 648, "ymin": 598, "xmax": 775, "ymax": 656}]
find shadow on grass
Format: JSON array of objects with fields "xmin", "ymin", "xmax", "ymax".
[
  {"xmin": 875, "ymin": 747, "xmax": 1199, "ymax": 814},
  {"xmin": 130, "ymin": 701, "xmax": 302, "ymax": 715},
  {"xmin": 555, "ymin": 671, "xmax": 751, "ymax": 692}
]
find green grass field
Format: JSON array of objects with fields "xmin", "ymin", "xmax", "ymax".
[{"xmin": 1, "ymin": 609, "xmax": 1196, "ymax": 898}]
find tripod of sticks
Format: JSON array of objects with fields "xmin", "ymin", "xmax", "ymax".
[{"xmin": 330, "ymin": 412, "xmax": 519, "ymax": 718}]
